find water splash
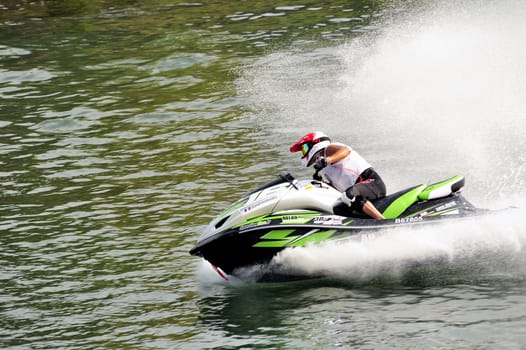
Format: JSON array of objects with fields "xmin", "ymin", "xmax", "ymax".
[
  {"xmin": 272, "ymin": 208, "xmax": 526, "ymax": 282},
  {"xmin": 336, "ymin": 0, "xmax": 526, "ymax": 196},
  {"xmin": 239, "ymin": 0, "xmax": 526, "ymax": 200},
  {"xmin": 237, "ymin": 0, "xmax": 526, "ymax": 282}
]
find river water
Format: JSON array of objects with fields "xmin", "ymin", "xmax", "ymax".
[{"xmin": 2, "ymin": 0, "xmax": 526, "ymax": 349}]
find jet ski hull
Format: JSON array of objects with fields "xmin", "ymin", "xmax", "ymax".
[
  {"xmin": 190, "ymin": 174, "xmax": 482, "ymax": 280},
  {"xmin": 190, "ymin": 197, "xmax": 479, "ymax": 277}
]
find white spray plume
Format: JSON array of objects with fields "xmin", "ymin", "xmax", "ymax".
[
  {"xmin": 336, "ymin": 0, "xmax": 526, "ymax": 194},
  {"xmin": 235, "ymin": 0, "xmax": 526, "ymax": 282},
  {"xmin": 239, "ymin": 0, "xmax": 526, "ymax": 199},
  {"xmin": 272, "ymin": 209, "xmax": 526, "ymax": 281}
]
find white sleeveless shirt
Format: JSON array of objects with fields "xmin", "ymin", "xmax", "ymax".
[{"xmin": 320, "ymin": 143, "xmax": 371, "ymax": 192}]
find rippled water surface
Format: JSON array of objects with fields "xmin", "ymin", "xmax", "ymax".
[{"xmin": 2, "ymin": 0, "xmax": 526, "ymax": 349}]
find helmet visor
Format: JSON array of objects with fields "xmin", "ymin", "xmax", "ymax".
[{"xmin": 300, "ymin": 143, "xmax": 310, "ymax": 157}]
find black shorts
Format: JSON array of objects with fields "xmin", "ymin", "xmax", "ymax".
[{"xmin": 345, "ymin": 168, "xmax": 386, "ymax": 210}]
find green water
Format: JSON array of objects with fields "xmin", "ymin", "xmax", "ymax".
[{"xmin": 2, "ymin": 1, "xmax": 526, "ymax": 349}]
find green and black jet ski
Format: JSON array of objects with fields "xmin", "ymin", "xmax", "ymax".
[{"xmin": 190, "ymin": 173, "xmax": 482, "ymax": 281}]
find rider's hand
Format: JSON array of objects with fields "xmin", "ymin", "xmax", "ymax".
[{"xmin": 314, "ymin": 156, "xmax": 327, "ymax": 171}]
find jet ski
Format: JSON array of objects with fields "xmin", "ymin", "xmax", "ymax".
[{"xmin": 190, "ymin": 173, "xmax": 482, "ymax": 281}]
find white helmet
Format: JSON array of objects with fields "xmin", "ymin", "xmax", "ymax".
[{"xmin": 290, "ymin": 131, "xmax": 331, "ymax": 167}]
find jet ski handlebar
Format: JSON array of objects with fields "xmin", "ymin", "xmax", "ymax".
[{"xmin": 246, "ymin": 173, "xmax": 297, "ymax": 196}]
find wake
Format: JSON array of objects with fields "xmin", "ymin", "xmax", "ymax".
[{"xmin": 272, "ymin": 207, "xmax": 526, "ymax": 282}]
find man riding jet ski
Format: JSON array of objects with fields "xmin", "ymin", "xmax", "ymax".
[
  {"xmin": 290, "ymin": 131, "xmax": 386, "ymax": 220},
  {"xmin": 190, "ymin": 132, "xmax": 480, "ymax": 280}
]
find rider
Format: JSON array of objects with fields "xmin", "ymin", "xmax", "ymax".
[{"xmin": 289, "ymin": 131, "xmax": 386, "ymax": 220}]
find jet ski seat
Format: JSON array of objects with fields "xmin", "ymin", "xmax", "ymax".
[
  {"xmin": 334, "ymin": 175, "xmax": 466, "ymax": 219},
  {"xmin": 380, "ymin": 175, "xmax": 465, "ymax": 219},
  {"xmin": 418, "ymin": 175, "xmax": 465, "ymax": 200}
]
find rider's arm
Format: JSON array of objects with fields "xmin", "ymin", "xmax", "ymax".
[{"xmin": 325, "ymin": 144, "xmax": 350, "ymax": 165}]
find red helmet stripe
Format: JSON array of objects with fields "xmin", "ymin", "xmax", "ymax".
[{"xmin": 289, "ymin": 132, "xmax": 316, "ymax": 152}]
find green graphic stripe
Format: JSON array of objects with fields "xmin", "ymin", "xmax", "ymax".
[
  {"xmin": 218, "ymin": 199, "xmax": 248, "ymax": 218},
  {"xmin": 253, "ymin": 229, "xmax": 341, "ymax": 248},
  {"xmin": 288, "ymin": 230, "xmax": 336, "ymax": 246},
  {"xmin": 382, "ymin": 185, "xmax": 426, "ymax": 219},
  {"xmin": 253, "ymin": 229, "xmax": 299, "ymax": 248},
  {"xmin": 260, "ymin": 229, "xmax": 297, "ymax": 240}
]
